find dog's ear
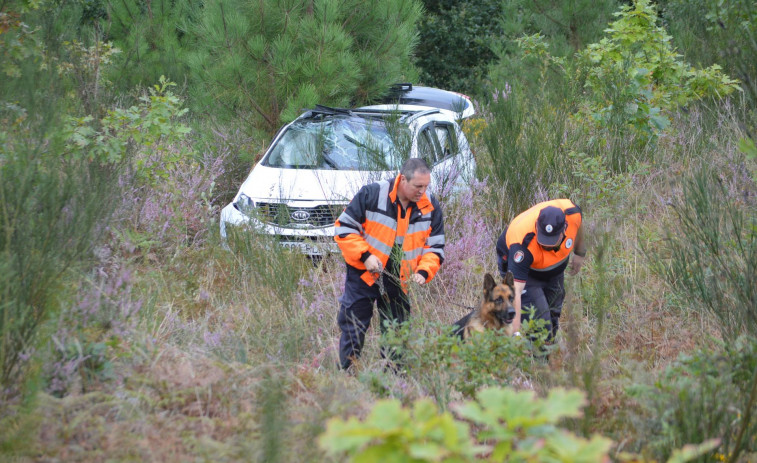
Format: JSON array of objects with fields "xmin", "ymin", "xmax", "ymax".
[
  {"xmin": 503, "ymin": 271, "xmax": 514, "ymax": 288},
  {"xmin": 484, "ymin": 273, "xmax": 496, "ymax": 297}
]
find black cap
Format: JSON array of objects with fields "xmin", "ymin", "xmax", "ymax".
[{"xmin": 536, "ymin": 206, "xmax": 566, "ymax": 246}]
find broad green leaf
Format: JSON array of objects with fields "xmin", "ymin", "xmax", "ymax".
[
  {"xmin": 666, "ymin": 439, "xmax": 721, "ymax": 463},
  {"xmin": 408, "ymin": 442, "xmax": 446, "ymax": 460},
  {"xmin": 367, "ymin": 399, "xmax": 409, "ymax": 431},
  {"xmin": 539, "ymin": 388, "xmax": 586, "ymax": 421},
  {"xmin": 545, "ymin": 431, "xmax": 613, "ymax": 462}
]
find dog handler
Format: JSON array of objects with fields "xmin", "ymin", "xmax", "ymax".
[
  {"xmin": 334, "ymin": 158, "xmax": 445, "ymax": 371},
  {"xmin": 496, "ymin": 199, "xmax": 586, "ymax": 340}
]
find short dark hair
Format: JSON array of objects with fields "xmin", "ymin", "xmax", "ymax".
[{"xmin": 400, "ymin": 158, "xmax": 431, "ymax": 180}]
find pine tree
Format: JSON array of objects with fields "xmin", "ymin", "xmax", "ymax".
[{"xmin": 185, "ymin": 0, "xmax": 422, "ymax": 135}]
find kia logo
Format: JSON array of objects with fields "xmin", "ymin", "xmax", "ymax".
[{"xmin": 291, "ymin": 210, "xmax": 310, "ymax": 221}]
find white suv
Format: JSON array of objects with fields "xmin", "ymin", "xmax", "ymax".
[{"xmin": 220, "ymin": 86, "xmax": 476, "ymax": 255}]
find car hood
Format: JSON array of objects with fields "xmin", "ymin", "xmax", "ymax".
[{"xmin": 236, "ymin": 164, "xmax": 391, "ymax": 204}]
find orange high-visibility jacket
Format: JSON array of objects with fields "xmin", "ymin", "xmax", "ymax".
[
  {"xmin": 504, "ymin": 199, "xmax": 582, "ymax": 282},
  {"xmin": 334, "ymin": 174, "xmax": 445, "ymax": 291}
]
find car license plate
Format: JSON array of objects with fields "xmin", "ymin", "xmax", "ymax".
[{"xmin": 280, "ymin": 241, "xmax": 321, "ymax": 255}]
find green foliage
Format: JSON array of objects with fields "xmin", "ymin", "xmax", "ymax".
[
  {"xmin": 0, "ymin": 143, "xmax": 119, "ymax": 402},
  {"xmin": 551, "ymin": 150, "xmax": 636, "ymax": 216},
  {"xmin": 655, "ymin": 165, "xmax": 756, "ymax": 340},
  {"xmin": 575, "ymin": 0, "xmax": 740, "ymax": 138},
  {"xmin": 56, "ymin": 39, "xmax": 121, "ymax": 116},
  {"xmin": 486, "ymin": 0, "xmax": 621, "ymax": 101},
  {"xmin": 318, "ymin": 386, "xmax": 614, "ymax": 462},
  {"xmin": 186, "ymin": 0, "xmax": 421, "ymax": 135},
  {"xmin": 65, "ymin": 76, "xmax": 192, "ymax": 184},
  {"xmin": 0, "ymin": 10, "xmax": 45, "ymax": 78},
  {"xmin": 381, "ymin": 318, "xmax": 548, "ymax": 405},
  {"xmin": 48, "ymin": 338, "xmax": 114, "ymax": 397},
  {"xmin": 661, "ymin": 0, "xmax": 757, "ymax": 107},
  {"xmin": 478, "ymin": 85, "xmax": 569, "ymax": 213},
  {"xmin": 414, "ymin": 0, "xmax": 505, "ymax": 95},
  {"xmin": 629, "ymin": 336, "xmax": 757, "ymax": 462},
  {"xmin": 321, "ymin": 396, "xmax": 477, "ymax": 462},
  {"xmin": 99, "ymin": 0, "xmax": 195, "ymax": 92}
]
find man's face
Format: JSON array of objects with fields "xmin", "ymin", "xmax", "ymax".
[
  {"xmin": 540, "ymin": 233, "xmax": 565, "ymax": 251},
  {"xmin": 398, "ymin": 172, "xmax": 431, "ymax": 203}
]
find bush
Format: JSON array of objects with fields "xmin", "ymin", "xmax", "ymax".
[
  {"xmin": 479, "ymin": 84, "xmax": 569, "ymax": 213},
  {"xmin": 656, "ymin": 165, "xmax": 756, "ymax": 340},
  {"xmin": 318, "ymin": 385, "xmax": 614, "ymax": 462},
  {"xmin": 575, "ymin": 0, "xmax": 740, "ymax": 139},
  {"xmin": 381, "ymin": 317, "xmax": 548, "ymax": 405},
  {"xmin": 0, "ymin": 146, "xmax": 119, "ymax": 402},
  {"xmin": 629, "ymin": 336, "xmax": 757, "ymax": 462}
]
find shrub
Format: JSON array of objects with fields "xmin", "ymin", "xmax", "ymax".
[
  {"xmin": 575, "ymin": 0, "xmax": 740, "ymax": 139},
  {"xmin": 318, "ymin": 386, "xmax": 613, "ymax": 462},
  {"xmin": 186, "ymin": 0, "xmax": 422, "ymax": 135},
  {"xmin": 479, "ymin": 83, "xmax": 569, "ymax": 213},
  {"xmin": 0, "ymin": 144, "xmax": 118, "ymax": 403},
  {"xmin": 629, "ymin": 336, "xmax": 757, "ymax": 462},
  {"xmin": 381, "ymin": 317, "xmax": 548, "ymax": 405},
  {"xmin": 656, "ymin": 165, "xmax": 756, "ymax": 339}
]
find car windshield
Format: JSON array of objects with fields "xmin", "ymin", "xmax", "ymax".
[{"xmin": 263, "ymin": 115, "xmax": 408, "ymax": 170}]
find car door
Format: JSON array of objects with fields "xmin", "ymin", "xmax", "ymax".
[{"xmin": 417, "ymin": 121, "xmax": 468, "ymax": 196}]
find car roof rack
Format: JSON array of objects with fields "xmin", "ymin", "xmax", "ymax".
[
  {"xmin": 389, "ymin": 82, "xmax": 413, "ymax": 92},
  {"xmin": 309, "ymin": 104, "xmax": 354, "ymax": 116}
]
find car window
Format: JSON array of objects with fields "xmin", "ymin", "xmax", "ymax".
[
  {"xmin": 434, "ymin": 123, "xmax": 458, "ymax": 160},
  {"xmin": 263, "ymin": 117, "xmax": 409, "ymax": 171},
  {"xmin": 417, "ymin": 128, "xmax": 438, "ymax": 165}
]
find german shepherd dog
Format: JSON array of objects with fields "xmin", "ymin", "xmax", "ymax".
[{"xmin": 453, "ymin": 272, "xmax": 517, "ymax": 339}]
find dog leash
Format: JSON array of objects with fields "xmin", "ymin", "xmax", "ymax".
[{"xmin": 448, "ymin": 301, "xmax": 475, "ymax": 311}]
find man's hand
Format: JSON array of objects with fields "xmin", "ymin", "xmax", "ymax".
[
  {"xmin": 365, "ymin": 254, "xmax": 382, "ymax": 273},
  {"xmin": 411, "ymin": 273, "xmax": 426, "ymax": 285},
  {"xmin": 568, "ymin": 254, "xmax": 585, "ymax": 275}
]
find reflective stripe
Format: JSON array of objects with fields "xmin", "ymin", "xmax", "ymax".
[
  {"xmin": 425, "ymin": 234, "xmax": 445, "ymax": 246},
  {"xmin": 423, "ymin": 247, "xmax": 445, "ymax": 259},
  {"xmin": 377, "ymin": 180, "xmax": 391, "ymax": 211},
  {"xmin": 366, "ymin": 210, "xmax": 397, "ymax": 229},
  {"xmin": 530, "ymin": 256, "xmax": 569, "ymax": 272},
  {"xmin": 334, "ymin": 225, "xmax": 360, "ymax": 235},
  {"xmin": 404, "ymin": 248, "xmax": 423, "ymax": 261},
  {"xmin": 396, "ymin": 235, "xmax": 405, "ymax": 244},
  {"xmin": 337, "ymin": 212, "xmax": 363, "ymax": 232},
  {"xmin": 406, "ymin": 222, "xmax": 431, "ymax": 236},
  {"xmin": 365, "ymin": 235, "xmax": 392, "ymax": 256}
]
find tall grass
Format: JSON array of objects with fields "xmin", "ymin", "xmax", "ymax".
[
  {"xmin": 0, "ymin": 151, "xmax": 119, "ymax": 402},
  {"xmin": 479, "ymin": 86, "xmax": 570, "ymax": 215},
  {"xmin": 634, "ymin": 156, "xmax": 757, "ymax": 462},
  {"xmin": 657, "ymin": 164, "xmax": 756, "ymax": 339}
]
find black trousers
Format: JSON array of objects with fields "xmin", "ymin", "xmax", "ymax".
[
  {"xmin": 337, "ymin": 265, "xmax": 409, "ymax": 370},
  {"xmin": 520, "ymin": 273, "xmax": 566, "ymax": 341}
]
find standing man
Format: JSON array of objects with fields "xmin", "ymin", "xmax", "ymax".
[
  {"xmin": 495, "ymin": 199, "xmax": 586, "ymax": 340},
  {"xmin": 334, "ymin": 158, "xmax": 445, "ymax": 371}
]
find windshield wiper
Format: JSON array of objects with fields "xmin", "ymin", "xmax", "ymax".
[
  {"xmin": 344, "ymin": 134, "xmax": 372, "ymax": 150},
  {"xmin": 321, "ymin": 152, "xmax": 339, "ymax": 169}
]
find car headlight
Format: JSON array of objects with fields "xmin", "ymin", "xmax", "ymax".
[{"xmin": 235, "ymin": 193, "xmax": 256, "ymax": 216}]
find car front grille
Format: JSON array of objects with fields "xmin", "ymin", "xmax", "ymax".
[{"xmin": 255, "ymin": 202, "xmax": 344, "ymax": 227}]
